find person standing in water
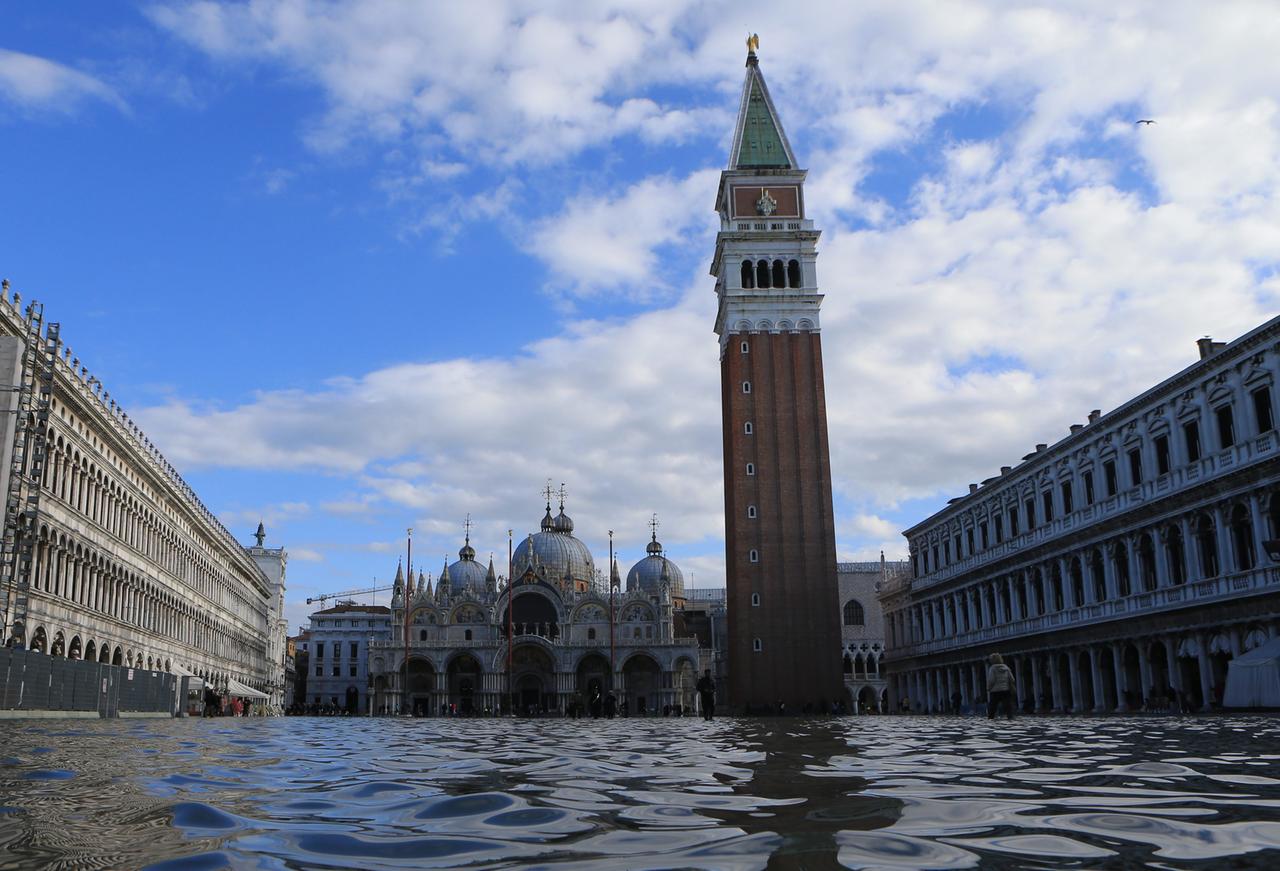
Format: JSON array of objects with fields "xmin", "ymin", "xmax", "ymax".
[
  {"xmin": 696, "ymin": 669, "xmax": 716, "ymax": 720},
  {"xmin": 986, "ymin": 653, "xmax": 1015, "ymax": 720}
]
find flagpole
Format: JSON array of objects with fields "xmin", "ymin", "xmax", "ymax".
[
  {"xmin": 507, "ymin": 528, "xmax": 513, "ymax": 716},
  {"xmin": 608, "ymin": 530, "xmax": 615, "ymax": 695}
]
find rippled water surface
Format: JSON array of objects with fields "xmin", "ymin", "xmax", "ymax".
[{"xmin": 2, "ymin": 716, "xmax": 1279, "ymax": 869}]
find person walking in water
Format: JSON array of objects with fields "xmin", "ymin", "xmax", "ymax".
[
  {"xmin": 696, "ymin": 669, "xmax": 716, "ymax": 720},
  {"xmin": 986, "ymin": 653, "xmax": 1015, "ymax": 720}
]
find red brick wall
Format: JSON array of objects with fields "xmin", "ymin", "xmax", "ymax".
[{"xmin": 722, "ymin": 331, "xmax": 843, "ymax": 710}]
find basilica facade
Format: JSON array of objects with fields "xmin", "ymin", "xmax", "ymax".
[
  {"xmin": 881, "ymin": 319, "xmax": 1280, "ymax": 714},
  {"xmin": 366, "ymin": 499, "xmax": 705, "ymax": 716}
]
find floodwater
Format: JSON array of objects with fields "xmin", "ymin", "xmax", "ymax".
[{"xmin": 1, "ymin": 717, "xmax": 1279, "ymax": 870}]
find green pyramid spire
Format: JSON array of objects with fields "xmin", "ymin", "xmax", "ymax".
[{"xmin": 736, "ymin": 78, "xmax": 790, "ymax": 168}]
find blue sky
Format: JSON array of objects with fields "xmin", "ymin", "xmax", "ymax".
[{"xmin": 3, "ymin": 1, "xmax": 1279, "ymax": 633}]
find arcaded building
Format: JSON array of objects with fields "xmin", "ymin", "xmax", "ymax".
[
  {"xmin": 367, "ymin": 498, "xmax": 704, "ymax": 716},
  {"xmin": 881, "ymin": 320, "xmax": 1280, "ymax": 713},
  {"xmin": 839, "ymin": 559, "xmax": 907, "ymax": 712},
  {"xmin": 713, "ymin": 40, "xmax": 843, "ymax": 710},
  {"xmin": 0, "ymin": 287, "xmax": 276, "ymax": 694}
]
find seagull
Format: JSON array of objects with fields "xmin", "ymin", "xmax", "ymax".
[{"xmin": 1135, "ymin": 119, "xmax": 1156, "ymax": 126}]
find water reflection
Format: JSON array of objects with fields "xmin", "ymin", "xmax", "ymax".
[{"xmin": 0, "ymin": 716, "xmax": 1277, "ymax": 869}]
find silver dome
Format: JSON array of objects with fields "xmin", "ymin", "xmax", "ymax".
[
  {"xmin": 447, "ymin": 555, "xmax": 488, "ymax": 593},
  {"xmin": 626, "ymin": 545, "xmax": 685, "ymax": 599},
  {"xmin": 513, "ymin": 529, "xmax": 595, "ymax": 585}
]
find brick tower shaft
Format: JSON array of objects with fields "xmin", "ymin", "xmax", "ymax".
[{"xmin": 712, "ymin": 41, "xmax": 843, "ymax": 711}]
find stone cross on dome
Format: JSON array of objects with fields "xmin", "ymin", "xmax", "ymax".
[
  {"xmin": 463, "ymin": 513, "xmax": 473, "ymax": 544},
  {"xmin": 557, "ymin": 482, "xmax": 567, "ymax": 510}
]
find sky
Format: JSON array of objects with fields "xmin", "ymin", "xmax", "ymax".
[{"xmin": 3, "ymin": 1, "xmax": 1279, "ymax": 635}]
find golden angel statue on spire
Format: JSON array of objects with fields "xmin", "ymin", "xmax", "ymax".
[{"xmin": 747, "ymin": 33, "xmax": 760, "ymax": 54}]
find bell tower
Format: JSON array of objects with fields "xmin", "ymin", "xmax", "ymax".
[{"xmin": 712, "ymin": 38, "xmax": 842, "ymax": 711}]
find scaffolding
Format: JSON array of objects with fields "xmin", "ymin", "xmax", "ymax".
[{"xmin": 0, "ymin": 292, "xmax": 58, "ymax": 648}]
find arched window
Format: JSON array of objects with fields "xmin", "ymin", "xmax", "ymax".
[
  {"xmin": 1195, "ymin": 514, "xmax": 1219, "ymax": 577},
  {"xmin": 787, "ymin": 259, "xmax": 801, "ymax": 287},
  {"xmin": 740, "ymin": 260, "xmax": 754, "ymax": 289},
  {"xmin": 751, "ymin": 592, "xmax": 760, "ymax": 606},
  {"xmin": 742, "ymin": 381, "xmax": 751, "ymax": 394},
  {"xmin": 843, "ymin": 599, "xmax": 865, "ymax": 626},
  {"xmin": 757, "ymin": 260, "xmax": 770, "ymax": 288},
  {"xmin": 752, "ymin": 637, "xmax": 763, "ymax": 652},
  {"xmin": 747, "ymin": 505, "xmax": 757, "ymax": 518},
  {"xmin": 419, "ymin": 629, "xmax": 427, "ymax": 641},
  {"xmin": 1230, "ymin": 504, "xmax": 1256, "ymax": 570},
  {"xmin": 463, "ymin": 629, "xmax": 472, "ymax": 641},
  {"xmin": 749, "ymin": 549, "xmax": 759, "ymax": 563},
  {"xmin": 772, "ymin": 260, "xmax": 786, "ymax": 288},
  {"xmin": 746, "ymin": 463, "xmax": 755, "ymax": 476},
  {"xmin": 744, "ymin": 421, "xmax": 753, "ymax": 434},
  {"xmin": 741, "ymin": 340, "xmax": 749, "ymax": 354}
]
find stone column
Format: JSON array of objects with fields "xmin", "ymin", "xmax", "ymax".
[
  {"xmin": 1031, "ymin": 656, "xmax": 1044, "ymax": 712},
  {"xmin": 1249, "ymin": 493, "xmax": 1270, "ymax": 569},
  {"xmin": 1126, "ymin": 536, "xmax": 1141, "ymax": 596},
  {"xmin": 1013, "ymin": 657, "xmax": 1027, "ymax": 710},
  {"xmin": 1088, "ymin": 648, "xmax": 1107, "ymax": 712},
  {"xmin": 979, "ymin": 584, "xmax": 993, "ymax": 627},
  {"xmin": 1111, "ymin": 643, "xmax": 1129, "ymax": 712},
  {"xmin": 1103, "ymin": 544, "xmax": 1119, "ymax": 600},
  {"xmin": 1179, "ymin": 515, "xmax": 1199, "ymax": 583},
  {"xmin": 1068, "ymin": 651, "xmax": 1084, "ymax": 713},
  {"xmin": 1212, "ymin": 504, "xmax": 1232, "ymax": 577},
  {"xmin": 1154, "ymin": 527, "xmax": 1172, "ymax": 588},
  {"xmin": 1049, "ymin": 654, "xmax": 1064, "ymax": 712},
  {"xmin": 1060, "ymin": 558, "xmax": 1075, "ymax": 609},
  {"xmin": 1137, "ymin": 642, "xmax": 1153, "ymax": 708},
  {"xmin": 1081, "ymin": 554, "xmax": 1097, "ymax": 604},
  {"xmin": 1196, "ymin": 633, "xmax": 1215, "ymax": 711}
]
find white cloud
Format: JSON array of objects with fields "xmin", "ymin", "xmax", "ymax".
[
  {"xmin": 289, "ymin": 547, "xmax": 325, "ymax": 563},
  {"xmin": 136, "ymin": 0, "xmax": 1280, "ymax": 568},
  {"xmin": 0, "ymin": 49, "xmax": 126, "ymax": 113}
]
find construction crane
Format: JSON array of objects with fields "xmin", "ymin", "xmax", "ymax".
[{"xmin": 306, "ymin": 582, "xmax": 394, "ymax": 608}]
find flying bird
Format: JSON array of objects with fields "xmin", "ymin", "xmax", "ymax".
[{"xmin": 1135, "ymin": 119, "xmax": 1156, "ymax": 125}]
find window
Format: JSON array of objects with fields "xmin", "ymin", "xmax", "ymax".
[
  {"xmin": 787, "ymin": 259, "xmax": 801, "ymax": 288},
  {"xmin": 1216, "ymin": 405, "xmax": 1235, "ymax": 448},
  {"xmin": 332, "ymin": 666, "xmax": 340, "ymax": 676},
  {"xmin": 315, "ymin": 665, "xmax": 322, "ymax": 677},
  {"xmin": 1042, "ymin": 490, "xmax": 1054, "ymax": 523},
  {"xmin": 1155, "ymin": 435, "xmax": 1171, "ymax": 475},
  {"xmin": 1009, "ymin": 507, "xmax": 1019, "ymax": 536},
  {"xmin": 742, "ymin": 381, "xmax": 751, "ymax": 394},
  {"xmin": 419, "ymin": 629, "xmax": 427, "ymax": 641},
  {"xmin": 747, "ymin": 505, "xmax": 757, "ymax": 518},
  {"xmin": 1179, "ymin": 420, "xmax": 1200, "ymax": 462},
  {"xmin": 843, "ymin": 599, "xmax": 865, "ymax": 626},
  {"xmin": 751, "ymin": 593, "xmax": 760, "ymax": 606},
  {"xmin": 943, "ymin": 540, "xmax": 951, "ymax": 563},
  {"xmin": 980, "ymin": 522, "xmax": 989, "ymax": 549},
  {"xmin": 463, "ymin": 629, "xmax": 472, "ymax": 641},
  {"xmin": 1061, "ymin": 482, "xmax": 1073, "ymax": 514},
  {"xmin": 349, "ymin": 665, "xmax": 357, "ymax": 677},
  {"xmin": 1026, "ymin": 498, "xmax": 1036, "ymax": 529},
  {"xmin": 752, "ymin": 638, "xmax": 762, "ymax": 652},
  {"xmin": 349, "ymin": 642, "xmax": 358, "ymax": 659},
  {"xmin": 1104, "ymin": 460, "xmax": 1118, "ymax": 496},
  {"xmin": 749, "ymin": 549, "xmax": 759, "ymax": 563},
  {"xmin": 1254, "ymin": 387, "xmax": 1274, "ymax": 434},
  {"xmin": 316, "ymin": 643, "xmax": 324, "ymax": 659},
  {"xmin": 587, "ymin": 628, "xmax": 596, "ymax": 640},
  {"xmin": 741, "ymin": 340, "xmax": 749, "ymax": 354},
  {"xmin": 1083, "ymin": 470, "xmax": 1095, "ymax": 505},
  {"xmin": 1128, "ymin": 448, "xmax": 1143, "ymax": 486},
  {"xmin": 746, "ymin": 463, "xmax": 755, "ymax": 476},
  {"xmin": 966, "ymin": 529, "xmax": 975, "ymax": 554},
  {"xmin": 744, "ymin": 421, "xmax": 753, "ymax": 435},
  {"xmin": 994, "ymin": 516, "xmax": 1004, "ymax": 543}
]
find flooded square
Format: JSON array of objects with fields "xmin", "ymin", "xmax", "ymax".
[{"xmin": 2, "ymin": 715, "xmax": 1280, "ymax": 869}]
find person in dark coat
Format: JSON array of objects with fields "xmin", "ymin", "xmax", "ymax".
[{"xmin": 696, "ymin": 669, "xmax": 716, "ymax": 720}]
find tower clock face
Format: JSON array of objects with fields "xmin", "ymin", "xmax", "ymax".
[{"xmin": 756, "ymin": 190, "xmax": 777, "ymax": 216}]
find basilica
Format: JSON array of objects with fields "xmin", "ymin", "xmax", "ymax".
[{"xmin": 364, "ymin": 496, "xmax": 707, "ymax": 716}]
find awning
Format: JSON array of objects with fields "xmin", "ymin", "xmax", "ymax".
[
  {"xmin": 227, "ymin": 678, "xmax": 270, "ymax": 700},
  {"xmin": 172, "ymin": 662, "xmax": 204, "ymax": 691}
]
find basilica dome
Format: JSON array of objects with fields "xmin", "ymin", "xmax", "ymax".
[
  {"xmin": 446, "ymin": 538, "xmax": 489, "ymax": 593},
  {"xmin": 626, "ymin": 534, "xmax": 685, "ymax": 599},
  {"xmin": 513, "ymin": 505, "xmax": 596, "ymax": 584}
]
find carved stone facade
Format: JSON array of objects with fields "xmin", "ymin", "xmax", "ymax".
[
  {"xmin": 881, "ymin": 319, "xmax": 1280, "ymax": 714},
  {"xmin": 839, "ymin": 560, "xmax": 906, "ymax": 712},
  {"xmin": 0, "ymin": 291, "xmax": 274, "ymax": 694},
  {"xmin": 367, "ymin": 501, "xmax": 705, "ymax": 716}
]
